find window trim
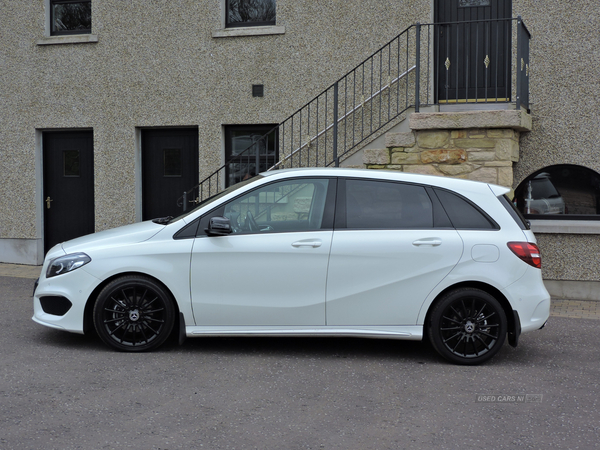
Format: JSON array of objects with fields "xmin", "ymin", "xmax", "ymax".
[
  {"xmin": 529, "ymin": 220, "xmax": 600, "ymax": 235},
  {"xmin": 39, "ymin": 0, "xmax": 97, "ymax": 45},
  {"xmin": 225, "ymin": 0, "xmax": 276, "ymax": 28},
  {"xmin": 213, "ymin": 0, "xmax": 284, "ymax": 38}
]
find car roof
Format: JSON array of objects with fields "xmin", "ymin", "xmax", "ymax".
[{"xmin": 261, "ymin": 167, "xmax": 509, "ymax": 196}]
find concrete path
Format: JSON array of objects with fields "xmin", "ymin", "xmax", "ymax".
[{"xmin": 3, "ymin": 262, "xmax": 599, "ymax": 319}]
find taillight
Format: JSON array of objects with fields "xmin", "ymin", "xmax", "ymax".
[{"xmin": 507, "ymin": 242, "xmax": 542, "ymax": 268}]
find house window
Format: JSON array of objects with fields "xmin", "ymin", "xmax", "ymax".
[
  {"xmin": 224, "ymin": 125, "xmax": 279, "ymax": 187},
  {"xmin": 51, "ymin": 0, "xmax": 91, "ymax": 35},
  {"xmin": 226, "ymin": 0, "xmax": 276, "ymax": 28},
  {"xmin": 514, "ymin": 165, "xmax": 600, "ymax": 219}
]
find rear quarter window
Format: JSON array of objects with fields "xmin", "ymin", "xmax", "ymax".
[
  {"xmin": 499, "ymin": 194, "xmax": 530, "ymax": 230},
  {"xmin": 434, "ymin": 188, "xmax": 498, "ymax": 230}
]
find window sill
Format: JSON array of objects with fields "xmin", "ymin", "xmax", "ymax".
[
  {"xmin": 212, "ymin": 25, "xmax": 285, "ymax": 38},
  {"xmin": 530, "ymin": 219, "xmax": 600, "ymax": 235},
  {"xmin": 37, "ymin": 34, "xmax": 98, "ymax": 46}
]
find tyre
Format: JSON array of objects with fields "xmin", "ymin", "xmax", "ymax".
[
  {"xmin": 428, "ymin": 288, "xmax": 507, "ymax": 365},
  {"xmin": 93, "ymin": 275, "xmax": 175, "ymax": 352}
]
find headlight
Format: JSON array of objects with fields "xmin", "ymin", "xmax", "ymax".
[{"xmin": 47, "ymin": 253, "xmax": 91, "ymax": 278}]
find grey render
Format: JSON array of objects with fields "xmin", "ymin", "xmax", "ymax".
[{"xmin": 1, "ymin": 1, "xmax": 599, "ymax": 297}]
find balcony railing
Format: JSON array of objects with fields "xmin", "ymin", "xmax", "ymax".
[{"xmin": 178, "ymin": 17, "xmax": 530, "ymax": 210}]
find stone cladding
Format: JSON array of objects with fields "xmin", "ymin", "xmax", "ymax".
[{"xmin": 363, "ymin": 110, "xmax": 529, "ymax": 189}]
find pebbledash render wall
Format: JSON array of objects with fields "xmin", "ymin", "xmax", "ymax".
[
  {"xmin": 0, "ymin": 0, "xmax": 430, "ymax": 264},
  {"xmin": 511, "ymin": 0, "xmax": 600, "ymax": 297},
  {"xmin": 359, "ymin": 0, "xmax": 600, "ymax": 299},
  {"xmin": 1, "ymin": 1, "xmax": 600, "ymax": 299}
]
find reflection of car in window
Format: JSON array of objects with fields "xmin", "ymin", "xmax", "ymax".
[{"xmin": 521, "ymin": 173, "xmax": 566, "ymax": 215}]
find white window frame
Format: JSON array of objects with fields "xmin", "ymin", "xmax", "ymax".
[
  {"xmin": 213, "ymin": 0, "xmax": 285, "ymax": 38},
  {"xmin": 38, "ymin": 0, "xmax": 98, "ymax": 46}
]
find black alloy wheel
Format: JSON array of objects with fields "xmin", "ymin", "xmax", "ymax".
[
  {"xmin": 428, "ymin": 288, "xmax": 507, "ymax": 365},
  {"xmin": 93, "ymin": 275, "xmax": 175, "ymax": 352}
]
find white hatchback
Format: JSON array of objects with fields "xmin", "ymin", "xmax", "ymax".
[{"xmin": 33, "ymin": 168, "xmax": 550, "ymax": 364}]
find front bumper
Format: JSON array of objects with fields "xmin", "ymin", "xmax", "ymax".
[{"xmin": 32, "ymin": 268, "xmax": 100, "ymax": 334}]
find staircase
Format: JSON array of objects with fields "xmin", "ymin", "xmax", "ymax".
[{"xmin": 178, "ymin": 17, "xmax": 530, "ymax": 211}]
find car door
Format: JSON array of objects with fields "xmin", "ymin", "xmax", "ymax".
[
  {"xmin": 326, "ymin": 178, "xmax": 464, "ymax": 326},
  {"xmin": 190, "ymin": 177, "xmax": 335, "ymax": 326}
]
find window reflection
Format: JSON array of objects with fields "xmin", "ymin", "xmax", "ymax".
[
  {"xmin": 226, "ymin": 0, "xmax": 276, "ymax": 28},
  {"xmin": 51, "ymin": 1, "xmax": 91, "ymax": 35},
  {"xmin": 224, "ymin": 125, "xmax": 278, "ymax": 187},
  {"xmin": 514, "ymin": 165, "xmax": 600, "ymax": 218}
]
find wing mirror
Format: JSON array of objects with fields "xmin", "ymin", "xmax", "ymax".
[{"xmin": 205, "ymin": 216, "xmax": 232, "ymax": 236}]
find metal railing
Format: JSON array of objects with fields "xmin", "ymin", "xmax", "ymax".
[
  {"xmin": 432, "ymin": 16, "xmax": 530, "ymax": 108},
  {"xmin": 178, "ymin": 17, "xmax": 529, "ymax": 210}
]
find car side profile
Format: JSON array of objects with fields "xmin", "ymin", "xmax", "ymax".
[{"xmin": 33, "ymin": 168, "xmax": 550, "ymax": 364}]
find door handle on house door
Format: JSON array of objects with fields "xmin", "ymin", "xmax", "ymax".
[{"xmin": 46, "ymin": 197, "xmax": 53, "ymax": 209}]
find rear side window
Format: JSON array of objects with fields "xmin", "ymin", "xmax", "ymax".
[
  {"xmin": 434, "ymin": 188, "xmax": 498, "ymax": 230},
  {"xmin": 499, "ymin": 194, "xmax": 530, "ymax": 230},
  {"xmin": 344, "ymin": 179, "xmax": 433, "ymax": 229}
]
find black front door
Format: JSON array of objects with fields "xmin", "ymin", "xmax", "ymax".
[
  {"xmin": 43, "ymin": 130, "xmax": 95, "ymax": 253},
  {"xmin": 142, "ymin": 128, "xmax": 199, "ymax": 220},
  {"xmin": 435, "ymin": 0, "xmax": 512, "ymax": 102}
]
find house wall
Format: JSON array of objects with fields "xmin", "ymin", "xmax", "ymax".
[
  {"xmin": 512, "ymin": 0, "xmax": 600, "ymax": 287},
  {"xmin": 0, "ymin": 0, "xmax": 430, "ymax": 263},
  {"xmin": 2, "ymin": 0, "xmax": 600, "ymax": 296}
]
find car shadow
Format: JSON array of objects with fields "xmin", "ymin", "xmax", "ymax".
[{"xmin": 168, "ymin": 335, "xmax": 443, "ymax": 364}]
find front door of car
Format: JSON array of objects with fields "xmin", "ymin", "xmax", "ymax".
[
  {"xmin": 190, "ymin": 178, "xmax": 335, "ymax": 326},
  {"xmin": 326, "ymin": 178, "xmax": 463, "ymax": 326}
]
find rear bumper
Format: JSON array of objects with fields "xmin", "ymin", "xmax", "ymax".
[{"xmin": 502, "ymin": 266, "xmax": 551, "ymax": 334}]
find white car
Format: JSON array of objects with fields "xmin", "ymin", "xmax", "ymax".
[{"xmin": 33, "ymin": 168, "xmax": 550, "ymax": 364}]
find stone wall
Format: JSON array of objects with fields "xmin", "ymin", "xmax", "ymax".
[{"xmin": 363, "ymin": 110, "xmax": 531, "ymax": 189}]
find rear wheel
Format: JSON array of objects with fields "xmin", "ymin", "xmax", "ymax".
[
  {"xmin": 93, "ymin": 275, "xmax": 175, "ymax": 352},
  {"xmin": 428, "ymin": 288, "xmax": 507, "ymax": 365}
]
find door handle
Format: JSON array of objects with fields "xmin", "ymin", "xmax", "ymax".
[
  {"xmin": 292, "ymin": 240, "xmax": 322, "ymax": 248},
  {"xmin": 412, "ymin": 238, "xmax": 442, "ymax": 247},
  {"xmin": 46, "ymin": 197, "xmax": 53, "ymax": 209}
]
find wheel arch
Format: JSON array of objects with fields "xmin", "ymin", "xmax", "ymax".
[
  {"xmin": 424, "ymin": 281, "xmax": 516, "ymax": 338},
  {"xmin": 82, "ymin": 271, "xmax": 181, "ymax": 335}
]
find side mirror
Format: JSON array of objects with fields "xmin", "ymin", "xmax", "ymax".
[{"xmin": 205, "ymin": 216, "xmax": 232, "ymax": 236}]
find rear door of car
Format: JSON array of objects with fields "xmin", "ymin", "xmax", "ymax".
[{"xmin": 325, "ymin": 178, "xmax": 464, "ymax": 326}]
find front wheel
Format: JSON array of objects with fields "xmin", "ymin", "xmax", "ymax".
[
  {"xmin": 93, "ymin": 275, "xmax": 175, "ymax": 352},
  {"xmin": 428, "ymin": 288, "xmax": 507, "ymax": 365}
]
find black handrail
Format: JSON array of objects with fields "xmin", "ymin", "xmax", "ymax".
[{"xmin": 178, "ymin": 18, "xmax": 529, "ymax": 211}]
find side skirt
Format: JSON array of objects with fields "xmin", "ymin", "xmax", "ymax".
[{"xmin": 185, "ymin": 326, "xmax": 423, "ymax": 340}]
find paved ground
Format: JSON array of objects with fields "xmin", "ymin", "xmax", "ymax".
[
  {"xmin": 2, "ymin": 273, "xmax": 600, "ymax": 449},
  {"xmin": 4, "ymin": 262, "xmax": 599, "ymax": 320}
]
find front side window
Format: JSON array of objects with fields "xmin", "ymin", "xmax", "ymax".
[
  {"xmin": 220, "ymin": 178, "xmax": 331, "ymax": 234},
  {"xmin": 514, "ymin": 165, "xmax": 600, "ymax": 219},
  {"xmin": 224, "ymin": 125, "xmax": 279, "ymax": 187},
  {"xmin": 226, "ymin": 0, "xmax": 276, "ymax": 28},
  {"xmin": 51, "ymin": 0, "xmax": 91, "ymax": 35},
  {"xmin": 344, "ymin": 179, "xmax": 434, "ymax": 229}
]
